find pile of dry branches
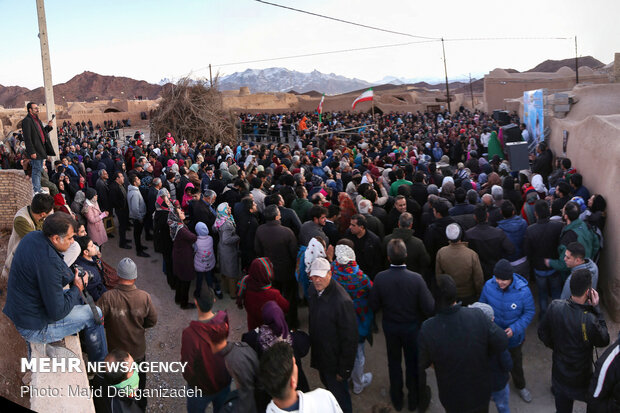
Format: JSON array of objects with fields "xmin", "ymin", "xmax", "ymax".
[{"xmin": 150, "ymin": 77, "xmax": 236, "ymax": 146}]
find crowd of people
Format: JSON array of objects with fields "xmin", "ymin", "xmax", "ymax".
[{"xmin": 2, "ymin": 101, "xmax": 618, "ymax": 413}]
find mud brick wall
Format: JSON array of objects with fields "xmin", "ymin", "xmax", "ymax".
[{"xmin": 0, "ymin": 170, "xmax": 32, "ymax": 230}]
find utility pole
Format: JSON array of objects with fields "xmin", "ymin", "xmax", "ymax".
[
  {"xmin": 209, "ymin": 64, "xmax": 213, "ymax": 88},
  {"xmin": 36, "ymin": 0, "xmax": 59, "ymax": 158},
  {"xmin": 574, "ymin": 36, "xmax": 579, "ymax": 85},
  {"xmin": 469, "ymin": 73, "xmax": 475, "ymax": 109},
  {"xmin": 441, "ymin": 38, "xmax": 451, "ymax": 113}
]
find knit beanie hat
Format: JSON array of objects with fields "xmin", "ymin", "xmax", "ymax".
[
  {"xmin": 494, "ymin": 259, "xmax": 514, "ymax": 281},
  {"xmin": 469, "ymin": 302, "xmax": 494, "ymax": 321},
  {"xmin": 118, "ymin": 258, "xmax": 138, "ymax": 280}
]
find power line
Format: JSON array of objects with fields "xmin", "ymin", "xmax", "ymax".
[
  {"xmin": 255, "ymin": 0, "xmax": 440, "ymax": 41},
  {"xmin": 444, "ymin": 36, "xmax": 571, "ymax": 42},
  {"xmin": 183, "ymin": 39, "xmax": 439, "ymax": 77}
]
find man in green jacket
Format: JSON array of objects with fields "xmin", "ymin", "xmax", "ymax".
[{"xmin": 545, "ymin": 201, "xmax": 599, "ymax": 275}]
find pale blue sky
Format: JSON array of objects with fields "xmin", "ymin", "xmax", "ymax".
[{"xmin": 1, "ymin": 0, "xmax": 617, "ymax": 89}]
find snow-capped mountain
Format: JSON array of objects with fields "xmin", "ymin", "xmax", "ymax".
[{"xmin": 218, "ymin": 68, "xmax": 372, "ymax": 95}]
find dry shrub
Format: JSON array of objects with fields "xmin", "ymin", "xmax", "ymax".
[{"xmin": 150, "ymin": 77, "xmax": 236, "ymax": 146}]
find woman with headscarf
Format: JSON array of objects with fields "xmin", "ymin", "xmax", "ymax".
[
  {"xmin": 83, "ymin": 188, "xmax": 109, "ymax": 247},
  {"xmin": 531, "ymin": 174, "xmax": 548, "ymax": 198},
  {"xmin": 520, "ymin": 186, "xmax": 539, "ymax": 225},
  {"xmin": 242, "ymin": 301, "xmax": 310, "ymax": 393},
  {"xmin": 480, "ymin": 172, "xmax": 502, "ymax": 196},
  {"xmin": 181, "ymin": 182, "xmax": 195, "ymax": 212},
  {"xmin": 53, "ymin": 192, "xmax": 73, "ymax": 216},
  {"xmin": 236, "ymin": 257, "xmax": 289, "ymax": 330},
  {"xmin": 331, "ymin": 242, "xmax": 374, "ymax": 395},
  {"xmin": 338, "ymin": 192, "xmax": 357, "ymax": 235},
  {"xmin": 170, "ymin": 206, "xmax": 197, "ymax": 309},
  {"xmin": 214, "ymin": 202, "xmax": 240, "ymax": 298},
  {"xmin": 502, "ymin": 175, "xmax": 523, "ymax": 212},
  {"xmin": 187, "ymin": 164, "xmax": 201, "ymax": 188},
  {"xmin": 70, "ymin": 190, "xmax": 87, "ymax": 227},
  {"xmin": 193, "ymin": 221, "xmax": 221, "ymax": 299},
  {"xmin": 440, "ymin": 178, "xmax": 456, "ymax": 205},
  {"xmin": 154, "ymin": 189, "xmax": 176, "ymax": 289},
  {"xmin": 295, "ymin": 237, "xmax": 327, "ymax": 299},
  {"xmin": 487, "ymin": 130, "xmax": 504, "ymax": 160}
]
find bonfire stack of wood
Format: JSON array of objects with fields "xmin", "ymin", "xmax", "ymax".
[{"xmin": 150, "ymin": 77, "xmax": 236, "ymax": 146}]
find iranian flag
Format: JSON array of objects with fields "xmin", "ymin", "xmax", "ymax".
[
  {"xmin": 317, "ymin": 94, "xmax": 325, "ymax": 123},
  {"xmin": 352, "ymin": 88, "xmax": 373, "ymax": 110}
]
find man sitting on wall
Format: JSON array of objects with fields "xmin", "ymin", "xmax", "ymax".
[{"xmin": 2, "ymin": 213, "xmax": 107, "ymax": 361}]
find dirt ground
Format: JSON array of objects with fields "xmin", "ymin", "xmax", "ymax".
[{"xmin": 2, "ymin": 229, "xmax": 619, "ymax": 412}]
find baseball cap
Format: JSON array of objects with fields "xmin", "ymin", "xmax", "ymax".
[{"xmin": 309, "ymin": 258, "xmax": 331, "ymax": 278}]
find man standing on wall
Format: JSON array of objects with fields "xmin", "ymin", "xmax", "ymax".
[{"xmin": 22, "ymin": 102, "xmax": 56, "ymax": 194}]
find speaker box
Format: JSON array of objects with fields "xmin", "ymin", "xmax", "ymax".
[
  {"xmin": 493, "ymin": 110, "xmax": 511, "ymax": 125},
  {"xmin": 502, "ymin": 124, "xmax": 522, "ymax": 143},
  {"xmin": 505, "ymin": 141, "xmax": 530, "ymax": 171}
]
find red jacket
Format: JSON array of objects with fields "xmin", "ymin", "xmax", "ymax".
[
  {"xmin": 243, "ymin": 288, "xmax": 289, "ymax": 330},
  {"xmin": 181, "ymin": 311, "xmax": 231, "ymax": 395}
]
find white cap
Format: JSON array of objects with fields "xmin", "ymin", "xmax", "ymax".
[
  {"xmin": 309, "ymin": 258, "xmax": 331, "ymax": 278},
  {"xmin": 446, "ymin": 223, "xmax": 461, "ymax": 241}
]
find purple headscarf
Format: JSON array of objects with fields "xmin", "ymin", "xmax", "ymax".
[{"xmin": 257, "ymin": 301, "xmax": 292, "ymax": 351}]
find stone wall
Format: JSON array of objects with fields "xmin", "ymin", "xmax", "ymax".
[
  {"xmin": 546, "ymin": 83, "xmax": 620, "ymax": 320},
  {"xmin": 484, "ymin": 69, "xmax": 609, "ymax": 112},
  {"xmin": 0, "ymin": 170, "xmax": 32, "ymax": 230}
]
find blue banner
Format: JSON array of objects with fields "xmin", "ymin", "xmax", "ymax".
[{"xmin": 523, "ymin": 89, "xmax": 544, "ymax": 148}]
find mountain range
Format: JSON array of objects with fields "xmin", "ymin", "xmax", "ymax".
[{"xmin": 0, "ymin": 56, "xmax": 606, "ymax": 108}]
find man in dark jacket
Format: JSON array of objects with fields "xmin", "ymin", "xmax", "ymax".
[
  {"xmin": 75, "ymin": 236, "xmax": 107, "ymax": 302},
  {"xmin": 188, "ymin": 190, "xmax": 217, "ymax": 234},
  {"xmin": 466, "ymin": 204, "xmax": 515, "ymax": 280},
  {"xmin": 538, "ymin": 269, "xmax": 609, "ymax": 412},
  {"xmin": 22, "ymin": 102, "xmax": 56, "ymax": 193},
  {"xmin": 423, "ymin": 199, "xmax": 455, "ymax": 276},
  {"xmin": 382, "ymin": 212, "xmax": 430, "ymax": 276},
  {"xmin": 255, "ymin": 205, "xmax": 299, "ymax": 328},
  {"xmin": 419, "ymin": 274, "xmax": 509, "ymax": 413},
  {"xmin": 324, "ymin": 204, "xmax": 341, "ymax": 247},
  {"xmin": 2, "ymin": 213, "xmax": 107, "ymax": 362},
  {"xmin": 109, "ymin": 171, "xmax": 131, "ymax": 249},
  {"xmin": 531, "ymin": 141, "xmax": 553, "ymax": 184},
  {"xmin": 589, "ymin": 331, "xmax": 620, "ymax": 412},
  {"xmin": 95, "ymin": 169, "xmax": 112, "ymax": 213},
  {"xmin": 307, "ymin": 257, "xmax": 358, "ymax": 413},
  {"xmin": 497, "ymin": 200, "xmax": 529, "ymax": 279},
  {"xmin": 410, "ymin": 171, "xmax": 428, "ymax": 208},
  {"xmin": 449, "ymin": 187, "xmax": 476, "ymax": 216},
  {"xmin": 523, "ymin": 200, "xmax": 563, "ymax": 317},
  {"xmin": 344, "ymin": 214, "xmax": 383, "ymax": 279},
  {"xmin": 370, "ymin": 239, "xmax": 434, "ymax": 411}
]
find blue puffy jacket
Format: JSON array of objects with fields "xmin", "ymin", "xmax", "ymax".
[
  {"xmin": 479, "ymin": 274, "xmax": 535, "ymax": 348},
  {"xmin": 497, "ymin": 215, "xmax": 528, "ymax": 261}
]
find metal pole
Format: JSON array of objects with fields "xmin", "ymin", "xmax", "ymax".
[
  {"xmin": 36, "ymin": 0, "xmax": 59, "ymax": 159},
  {"xmin": 469, "ymin": 73, "xmax": 475, "ymax": 109},
  {"xmin": 441, "ymin": 38, "xmax": 451, "ymax": 113},
  {"xmin": 209, "ymin": 64, "xmax": 213, "ymax": 87},
  {"xmin": 574, "ymin": 36, "xmax": 579, "ymax": 85}
]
